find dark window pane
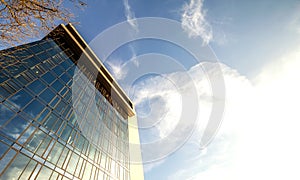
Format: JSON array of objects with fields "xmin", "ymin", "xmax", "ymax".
[
  {"xmin": 29, "ymin": 44, "xmax": 43, "ymax": 54},
  {"xmin": 60, "ymin": 52, "xmax": 69, "ymax": 60},
  {"xmin": 59, "ymin": 87, "xmax": 68, "ymax": 97},
  {"xmin": 23, "ymin": 57, "xmax": 39, "ymax": 68},
  {"xmin": 7, "ymin": 79, "xmax": 21, "ymax": 90},
  {"xmin": 2, "ymin": 82, "xmax": 16, "ymax": 94},
  {"xmin": 52, "ymin": 80, "xmax": 63, "ymax": 92},
  {"xmin": 0, "ymin": 86, "xmax": 10, "ymax": 99},
  {"xmin": 39, "ymin": 88, "xmax": 55, "ymax": 103},
  {"xmin": 40, "ymin": 41, "xmax": 53, "ymax": 50},
  {"xmin": 36, "ymin": 108, "xmax": 50, "ymax": 123},
  {"xmin": 39, "ymin": 62, "xmax": 50, "ymax": 72},
  {"xmin": 49, "ymin": 96, "xmax": 59, "ymax": 108},
  {"xmin": 60, "ymin": 73, "xmax": 71, "ymax": 84},
  {"xmin": 67, "ymin": 66, "xmax": 75, "ymax": 76},
  {"xmin": 36, "ymin": 52, "xmax": 50, "ymax": 62},
  {"xmin": 0, "ymin": 72, "xmax": 8, "ymax": 83},
  {"xmin": 27, "ymin": 80, "xmax": 46, "ymax": 95},
  {"xmin": 6, "ymin": 63, "xmax": 26, "ymax": 76},
  {"xmin": 23, "ymin": 70, "xmax": 35, "ymax": 81},
  {"xmin": 60, "ymin": 61, "xmax": 70, "ymax": 70},
  {"xmin": 23, "ymin": 100, "xmax": 44, "ymax": 119},
  {"xmin": 16, "ymin": 74, "xmax": 30, "ymax": 86},
  {"xmin": 47, "ymin": 48, "xmax": 56, "ymax": 56},
  {"xmin": 52, "ymin": 66, "xmax": 64, "ymax": 77},
  {"xmin": 41, "ymin": 72, "xmax": 56, "ymax": 84}
]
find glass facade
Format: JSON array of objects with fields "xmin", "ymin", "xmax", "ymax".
[{"xmin": 0, "ymin": 27, "xmax": 133, "ymax": 179}]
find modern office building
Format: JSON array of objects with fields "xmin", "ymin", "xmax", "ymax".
[{"xmin": 0, "ymin": 24, "xmax": 144, "ymax": 180}]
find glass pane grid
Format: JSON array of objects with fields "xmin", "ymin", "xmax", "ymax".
[{"xmin": 0, "ymin": 37, "xmax": 131, "ymax": 180}]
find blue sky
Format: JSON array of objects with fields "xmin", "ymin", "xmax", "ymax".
[{"xmin": 70, "ymin": 0, "xmax": 300, "ymax": 179}]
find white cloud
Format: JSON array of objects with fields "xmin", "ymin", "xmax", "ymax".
[
  {"xmin": 234, "ymin": 48, "xmax": 300, "ymax": 180},
  {"xmin": 105, "ymin": 59, "xmax": 128, "ymax": 80},
  {"xmin": 128, "ymin": 46, "xmax": 300, "ymax": 179},
  {"xmin": 123, "ymin": 0, "xmax": 138, "ymax": 31},
  {"xmin": 181, "ymin": 0, "xmax": 212, "ymax": 44},
  {"xmin": 132, "ymin": 61, "xmax": 250, "ymax": 177},
  {"xmin": 105, "ymin": 45, "xmax": 137, "ymax": 80},
  {"xmin": 171, "ymin": 50, "xmax": 300, "ymax": 179}
]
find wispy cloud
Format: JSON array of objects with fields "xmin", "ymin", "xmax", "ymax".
[
  {"xmin": 105, "ymin": 44, "xmax": 137, "ymax": 80},
  {"xmin": 123, "ymin": 0, "xmax": 138, "ymax": 31},
  {"xmin": 105, "ymin": 59, "xmax": 128, "ymax": 80},
  {"xmin": 181, "ymin": 0, "xmax": 212, "ymax": 44}
]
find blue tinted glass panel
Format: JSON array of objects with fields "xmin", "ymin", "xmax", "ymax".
[
  {"xmin": 29, "ymin": 44, "xmax": 43, "ymax": 54},
  {"xmin": 27, "ymin": 80, "xmax": 46, "ymax": 95},
  {"xmin": 60, "ymin": 73, "xmax": 71, "ymax": 84},
  {"xmin": 39, "ymin": 89, "xmax": 55, "ymax": 104},
  {"xmin": 0, "ymin": 149, "xmax": 16, "ymax": 174},
  {"xmin": 0, "ymin": 86, "xmax": 10, "ymax": 99},
  {"xmin": 60, "ymin": 61, "xmax": 70, "ymax": 70},
  {"xmin": 0, "ymin": 72, "xmax": 8, "ymax": 83},
  {"xmin": 0, "ymin": 141, "xmax": 9, "ymax": 158},
  {"xmin": 52, "ymin": 80, "xmax": 63, "ymax": 92},
  {"xmin": 25, "ymin": 129, "xmax": 46, "ymax": 152},
  {"xmin": 23, "ymin": 57, "xmax": 39, "ymax": 68},
  {"xmin": 52, "ymin": 66, "xmax": 64, "ymax": 77},
  {"xmin": 0, "ymin": 104, "xmax": 14, "ymax": 127},
  {"xmin": 61, "ymin": 125, "xmax": 72, "ymax": 142},
  {"xmin": 18, "ymin": 125, "xmax": 36, "ymax": 144},
  {"xmin": 23, "ymin": 100, "xmax": 44, "ymax": 119},
  {"xmin": 0, "ymin": 116, "xmax": 29, "ymax": 140},
  {"xmin": 16, "ymin": 75, "xmax": 30, "ymax": 86},
  {"xmin": 67, "ymin": 66, "xmax": 75, "ymax": 76},
  {"xmin": 6, "ymin": 63, "xmax": 26, "ymax": 76},
  {"xmin": 8, "ymin": 89, "xmax": 32, "ymax": 109},
  {"xmin": 41, "ymin": 72, "xmax": 56, "ymax": 84},
  {"xmin": 37, "ymin": 51, "xmax": 50, "ymax": 62},
  {"xmin": 36, "ymin": 108, "xmax": 50, "ymax": 123},
  {"xmin": 43, "ymin": 113, "xmax": 58, "ymax": 129}
]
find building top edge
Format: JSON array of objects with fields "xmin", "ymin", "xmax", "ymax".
[{"xmin": 44, "ymin": 24, "xmax": 135, "ymax": 117}]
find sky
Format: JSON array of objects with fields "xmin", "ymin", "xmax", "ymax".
[{"xmin": 69, "ymin": 0, "xmax": 300, "ymax": 179}]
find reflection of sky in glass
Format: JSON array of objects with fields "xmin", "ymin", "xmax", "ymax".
[
  {"xmin": 1, "ymin": 116, "xmax": 29, "ymax": 140},
  {"xmin": 0, "ymin": 33, "xmax": 132, "ymax": 179},
  {"xmin": 8, "ymin": 89, "xmax": 32, "ymax": 110},
  {"xmin": 0, "ymin": 104, "xmax": 14, "ymax": 127},
  {"xmin": 0, "ymin": 149, "xmax": 16, "ymax": 173},
  {"xmin": 1, "ymin": 152, "xmax": 31, "ymax": 179}
]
